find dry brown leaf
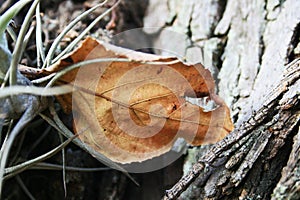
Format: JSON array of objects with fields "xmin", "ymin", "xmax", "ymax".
[{"xmin": 25, "ymin": 37, "xmax": 234, "ymax": 164}]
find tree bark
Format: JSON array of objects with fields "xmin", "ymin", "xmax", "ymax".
[{"xmin": 141, "ymin": 0, "xmax": 300, "ymax": 199}]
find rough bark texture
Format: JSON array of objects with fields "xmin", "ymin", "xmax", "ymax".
[{"xmin": 141, "ymin": 0, "xmax": 300, "ymax": 199}]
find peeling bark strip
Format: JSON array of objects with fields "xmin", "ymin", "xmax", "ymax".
[
  {"xmin": 272, "ymin": 128, "xmax": 300, "ymax": 200},
  {"xmin": 163, "ymin": 59, "xmax": 300, "ymax": 199}
]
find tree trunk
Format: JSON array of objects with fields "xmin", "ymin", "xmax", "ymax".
[
  {"xmin": 3, "ymin": 1, "xmax": 299, "ymax": 199},
  {"xmin": 141, "ymin": 0, "xmax": 300, "ymax": 199}
]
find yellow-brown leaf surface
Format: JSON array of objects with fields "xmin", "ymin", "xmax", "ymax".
[{"xmin": 32, "ymin": 37, "xmax": 234, "ymax": 163}]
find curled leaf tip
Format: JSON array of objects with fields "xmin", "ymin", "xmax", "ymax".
[
  {"xmin": 0, "ymin": 0, "xmax": 33, "ymax": 80},
  {"xmin": 0, "ymin": 0, "xmax": 32, "ymax": 43}
]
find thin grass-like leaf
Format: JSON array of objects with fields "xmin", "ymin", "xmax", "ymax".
[
  {"xmin": 51, "ymin": 0, "xmax": 122, "ymax": 64},
  {"xmin": 57, "ymin": 132, "xmax": 67, "ymax": 197},
  {"xmin": 31, "ymin": 73, "xmax": 56, "ymax": 84},
  {"xmin": 43, "ymin": 0, "xmax": 108, "ymax": 68},
  {"xmin": 0, "ymin": 0, "xmax": 32, "ymax": 44},
  {"xmin": 35, "ymin": 3, "xmax": 45, "ymax": 67},
  {"xmin": 0, "ymin": 120, "xmax": 13, "ymax": 155},
  {"xmin": 16, "ymin": 176, "xmax": 35, "ymax": 200},
  {"xmin": 25, "ymin": 126, "xmax": 51, "ymax": 157},
  {"xmin": 9, "ymin": 0, "xmax": 40, "ymax": 85},
  {"xmin": 0, "ymin": 102, "xmax": 40, "ymax": 196},
  {"xmin": 1, "ymin": 68, "xmax": 10, "ymax": 88},
  {"xmin": 6, "ymin": 26, "xmax": 17, "ymax": 42},
  {"xmin": 29, "ymin": 162, "xmax": 110, "ymax": 172},
  {"xmin": 9, "ymin": 128, "xmax": 27, "ymax": 166},
  {"xmin": 4, "ymin": 134, "xmax": 78, "ymax": 180},
  {"xmin": 0, "ymin": 85, "xmax": 73, "ymax": 98},
  {"xmin": 0, "ymin": 0, "xmax": 14, "ymax": 13},
  {"xmin": 0, "ymin": 0, "xmax": 32, "ymax": 81},
  {"xmin": 43, "ymin": 105, "xmax": 138, "ymax": 186},
  {"xmin": 22, "ymin": 22, "xmax": 35, "ymax": 58}
]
